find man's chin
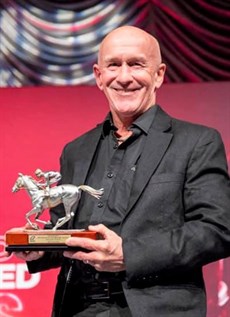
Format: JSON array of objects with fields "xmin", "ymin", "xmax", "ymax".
[{"xmin": 113, "ymin": 105, "xmax": 142, "ymax": 118}]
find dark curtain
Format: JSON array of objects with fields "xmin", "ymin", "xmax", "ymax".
[{"xmin": 150, "ymin": 0, "xmax": 230, "ymax": 82}]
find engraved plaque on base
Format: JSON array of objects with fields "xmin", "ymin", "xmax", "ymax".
[{"xmin": 5, "ymin": 229, "xmax": 100, "ymax": 252}]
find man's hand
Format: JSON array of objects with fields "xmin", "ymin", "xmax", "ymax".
[
  {"xmin": 63, "ymin": 224, "xmax": 125, "ymax": 272},
  {"xmin": 13, "ymin": 250, "xmax": 45, "ymax": 261},
  {"xmin": 4, "ymin": 225, "xmax": 45, "ymax": 261}
]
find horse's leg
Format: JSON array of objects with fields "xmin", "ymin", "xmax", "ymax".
[
  {"xmin": 32, "ymin": 197, "xmax": 51, "ymax": 227},
  {"xmin": 35, "ymin": 209, "xmax": 51, "ymax": 225},
  {"xmin": 52, "ymin": 212, "xmax": 71, "ymax": 230},
  {"xmin": 52, "ymin": 215, "xmax": 72, "ymax": 230},
  {"xmin": 26, "ymin": 207, "xmax": 42, "ymax": 229},
  {"xmin": 52, "ymin": 197, "xmax": 76, "ymax": 230},
  {"xmin": 35, "ymin": 218, "xmax": 51, "ymax": 225},
  {"xmin": 52, "ymin": 216, "xmax": 68, "ymax": 230}
]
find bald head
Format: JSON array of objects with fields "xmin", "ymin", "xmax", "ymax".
[
  {"xmin": 93, "ymin": 25, "xmax": 166, "ymax": 123},
  {"xmin": 98, "ymin": 26, "xmax": 162, "ymax": 66}
]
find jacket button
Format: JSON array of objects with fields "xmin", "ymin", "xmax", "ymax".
[
  {"xmin": 98, "ymin": 201, "xmax": 104, "ymax": 208},
  {"xmin": 107, "ymin": 172, "xmax": 114, "ymax": 178}
]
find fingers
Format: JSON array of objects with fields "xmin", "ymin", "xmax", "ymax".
[
  {"xmin": 14, "ymin": 251, "xmax": 45, "ymax": 261},
  {"xmin": 65, "ymin": 236, "xmax": 102, "ymax": 251},
  {"xmin": 83, "ymin": 259, "xmax": 95, "ymax": 266},
  {"xmin": 63, "ymin": 224, "xmax": 125, "ymax": 272},
  {"xmin": 88, "ymin": 224, "xmax": 110, "ymax": 239},
  {"xmin": 14, "ymin": 251, "xmax": 29, "ymax": 261},
  {"xmin": 3, "ymin": 250, "xmax": 12, "ymax": 257},
  {"xmin": 64, "ymin": 224, "xmax": 119, "ymax": 256}
]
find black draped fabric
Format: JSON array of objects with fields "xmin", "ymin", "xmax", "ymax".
[
  {"xmin": 0, "ymin": 0, "xmax": 229, "ymax": 86},
  {"xmin": 150, "ymin": 0, "xmax": 230, "ymax": 82}
]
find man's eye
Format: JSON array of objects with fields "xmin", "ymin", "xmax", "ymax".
[
  {"xmin": 108, "ymin": 63, "xmax": 118, "ymax": 67},
  {"xmin": 132, "ymin": 62, "xmax": 142, "ymax": 67}
]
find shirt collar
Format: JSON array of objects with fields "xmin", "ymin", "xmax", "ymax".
[
  {"xmin": 102, "ymin": 113, "xmax": 116, "ymax": 138},
  {"xmin": 102, "ymin": 105, "xmax": 158, "ymax": 137},
  {"xmin": 132, "ymin": 105, "xmax": 158, "ymax": 134}
]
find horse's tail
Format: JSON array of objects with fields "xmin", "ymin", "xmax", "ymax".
[{"xmin": 78, "ymin": 185, "xmax": 104, "ymax": 199}]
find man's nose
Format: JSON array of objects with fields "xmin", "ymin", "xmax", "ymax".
[{"xmin": 116, "ymin": 64, "xmax": 133, "ymax": 84}]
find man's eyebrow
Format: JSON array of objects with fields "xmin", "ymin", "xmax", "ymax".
[
  {"xmin": 103, "ymin": 56, "xmax": 147, "ymax": 63},
  {"xmin": 104, "ymin": 57, "xmax": 119, "ymax": 63},
  {"xmin": 129, "ymin": 56, "xmax": 146, "ymax": 63}
]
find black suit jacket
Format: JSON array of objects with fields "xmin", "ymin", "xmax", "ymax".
[{"xmin": 28, "ymin": 106, "xmax": 230, "ymax": 317}]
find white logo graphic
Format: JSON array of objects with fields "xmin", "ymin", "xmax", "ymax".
[
  {"xmin": 0, "ymin": 263, "xmax": 41, "ymax": 289},
  {"xmin": 0, "ymin": 234, "xmax": 41, "ymax": 316},
  {"xmin": 0, "ymin": 292, "xmax": 23, "ymax": 317}
]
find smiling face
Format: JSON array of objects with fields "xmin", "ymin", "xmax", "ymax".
[{"xmin": 93, "ymin": 26, "xmax": 166, "ymax": 125}]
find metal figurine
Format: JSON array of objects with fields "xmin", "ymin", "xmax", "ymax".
[{"xmin": 12, "ymin": 169, "xmax": 104, "ymax": 230}]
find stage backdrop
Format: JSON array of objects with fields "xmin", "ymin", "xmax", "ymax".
[{"xmin": 0, "ymin": 82, "xmax": 229, "ymax": 317}]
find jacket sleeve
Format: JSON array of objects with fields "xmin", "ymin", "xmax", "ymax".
[{"xmin": 27, "ymin": 251, "xmax": 64, "ymax": 273}]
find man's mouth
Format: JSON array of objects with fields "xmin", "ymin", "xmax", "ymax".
[{"xmin": 113, "ymin": 87, "xmax": 141, "ymax": 94}]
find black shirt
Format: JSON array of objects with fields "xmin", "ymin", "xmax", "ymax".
[{"xmin": 74, "ymin": 106, "xmax": 157, "ymax": 235}]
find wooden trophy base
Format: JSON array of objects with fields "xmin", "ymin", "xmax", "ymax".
[{"xmin": 5, "ymin": 229, "xmax": 99, "ymax": 252}]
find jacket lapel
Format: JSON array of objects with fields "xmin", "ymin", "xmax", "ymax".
[
  {"xmin": 126, "ymin": 107, "xmax": 173, "ymax": 213},
  {"xmin": 72, "ymin": 124, "xmax": 103, "ymax": 185},
  {"xmin": 68, "ymin": 124, "xmax": 103, "ymax": 228}
]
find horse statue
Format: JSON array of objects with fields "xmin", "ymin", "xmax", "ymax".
[{"xmin": 12, "ymin": 170, "xmax": 104, "ymax": 230}]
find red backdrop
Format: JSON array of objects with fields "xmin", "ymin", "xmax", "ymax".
[{"xmin": 0, "ymin": 83, "xmax": 229, "ymax": 317}]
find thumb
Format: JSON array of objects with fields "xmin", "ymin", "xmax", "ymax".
[{"xmin": 88, "ymin": 224, "xmax": 109, "ymax": 239}]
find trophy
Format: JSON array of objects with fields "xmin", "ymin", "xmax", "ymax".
[{"xmin": 5, "ymin": 169, "xmax": 104, "ymax": 252}]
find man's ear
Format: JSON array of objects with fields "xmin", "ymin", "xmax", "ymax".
[
  {"xmin": 155, "ymin": 63, "xmax": 166, "ymax": 89},
  {"xmin": 93, "ymin": 64, "xmax": 103, "ymax": 91}
]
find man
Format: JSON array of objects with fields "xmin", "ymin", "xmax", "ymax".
[{"xmin": 13, "ymin": 26, "xmax": 230, "ymax": 317}]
